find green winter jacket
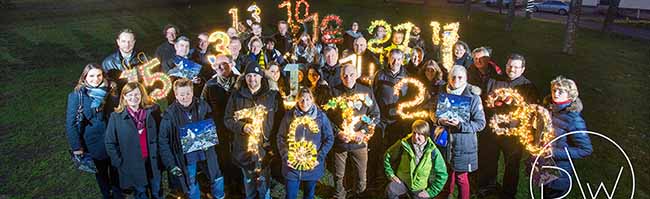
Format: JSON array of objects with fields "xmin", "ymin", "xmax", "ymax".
[{"xmin": 384, "ymin": 134, "xmax": 448, "ymax": 197}]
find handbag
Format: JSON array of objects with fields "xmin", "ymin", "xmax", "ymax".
[{"xmin": 69, "ymin": 90, "xmax": 98, "ymax": 173}]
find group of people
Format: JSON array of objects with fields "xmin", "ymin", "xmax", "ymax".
[{"xmin": 65, "ymin": 17, "xmax": 593, "ymax": 199}]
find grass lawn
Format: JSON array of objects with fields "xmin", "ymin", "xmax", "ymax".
[{"xmin": 1, "ymin": 0, "xmax": 648, "ymax": 198}]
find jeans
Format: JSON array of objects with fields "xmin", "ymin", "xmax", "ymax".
[
  {"xmin": 286, "ymin": 179, "xmax": 317, "ymax": 199},
  {"xmin": 133, "ymin": 177, "xmax": 161, "ymax": 199},
  {"xmin": 187, "ymin": 162, "xmax": 225, "ymax": 199},
  {"xmin": 241, "ymin": 168, "xmax": 271, "ymax": 199},
  {"xmin": 333, "ymin": 147, "xmax": 368, "ymax": 199},
  {"xmin": 94, "ymin": 158, "xmax": 123, "ymax": 199}
]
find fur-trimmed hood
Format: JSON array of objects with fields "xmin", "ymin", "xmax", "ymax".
[{"xmin": 544, "ymin": 95, "xmax": 583, "ymax": 113}]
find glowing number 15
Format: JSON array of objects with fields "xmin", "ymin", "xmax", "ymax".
[{"xmin": 119, "ymin": 58, "xmax": 172, "ymax": 101}]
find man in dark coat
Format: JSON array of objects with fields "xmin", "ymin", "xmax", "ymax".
[
  {"xmin": 351, "ymin": 37, "xmax": 380, "ymax": 86},
  {"xmin": 320, "ymin": 46, "xmax": 342, "ymax": 87},
  {"xmin": 201, "ymin": 54, "xmax": 241, "ymax": 195},
  {"xmin": 155, "ymin": 24, "xmax": 178, "ymax": 64},
  {"xmin": 190, "ymin": 32, "xmax": 216, "ymax": 96},
  {"xmin": 224, "ymin": 62, "xmax": 284, "ymax": 198},
  {"xmin": 101, "ymin": 29, "xmax": 145, "ymax": 92},
  {"xmin": 159, "ymin": 79, "xmax": 224, "ymax": 199},
  {"xmin": 478, "ymin": 54, "xmax": 539, "ymax": 198},
  {"xmin": 228, "ymin": 36, "xmax": 249, "ymax": 73},
  {"xmin": 326, "ymin": 63, "xmax": 381, "ymax": 199},
  {"xmin": 272, "ymin": 20, "xmax": 293, "ymax": 55},
  {"xmin": 467, "ymin": 47, "xmax": 503, "ymax": 95}
]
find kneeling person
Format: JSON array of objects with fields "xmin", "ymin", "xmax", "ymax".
[{"xmin": 384, "ymin": 120, "xmax": 448, "ymax": 199}]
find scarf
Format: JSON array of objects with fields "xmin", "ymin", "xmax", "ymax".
[
  {"xmin": 178, "ymin": 99, "xmax": 199, "ymax": 124},
  {"xmin": 446, "ymin": 84, "xmax": 467, "ymax": 95},
  {"xmin": 294, "ymin": 104, "xmax": 318, "ymax": 119},
  {"xmin": 127, "ymin": 107, "xmax": 147, "ymax": 130},
  {"xmin": 345, "ymin": 30, "xmax": 362, "ymax": 38},
  {"xmin": 216, "ymin": 75, "xmax": 235, "ymax": 92},
  {"xmin": 85, "ymin": 82, "xmax": 108, "ymax": 110}
]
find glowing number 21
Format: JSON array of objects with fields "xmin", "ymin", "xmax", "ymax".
[{"xmin": 393, "ymin": 78, "xmax": 428, "ymax": 119}]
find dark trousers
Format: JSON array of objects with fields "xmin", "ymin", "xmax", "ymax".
[
  {"xmin": 93, "ymin": 158, "xmax": 123, "ymax": 199},
  {"xmin": 368, "ymin": 121, "xmax": 409, "ymax": 191},
  {"xmin": 478, "ymin": 131, "xmax": 523, "ymax": 198},
  {"xmin": 286, "ymin": 179, "xmax": 317, "ymax": 199}
]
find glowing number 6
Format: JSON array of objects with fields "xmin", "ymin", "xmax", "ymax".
[
  {"xmin": 208, "ymin": 31, "xmax": 231, "ymax": 56},
  {"xmin": 393, "ymin": 78, "xmax": 429, "ymax": 119},
  {"xmin": 287, "ymin": 116, "xmax": 320, "ymax": 171},
  {"xmin": 320, "ymin": 14, "xmax": 344, "ymax": 44},
  {"xmin": 137, "ymin": 58, "xmax": 172, "ymax": 101}
]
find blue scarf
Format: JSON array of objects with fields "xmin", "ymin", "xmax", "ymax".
[{"xmin": 85, "ymin": 82, "xmax": 108, "ymax": 109}]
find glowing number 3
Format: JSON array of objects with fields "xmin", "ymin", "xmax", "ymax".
[
  {"xmin": 393, "ymin": 78, "xmax": 429, "ymax": 119},
  {"xmin": 287, "ymin": 116, "xmax": 320, "ymax": 171},
  {"xmin": 208, "ymin": 31, "xmax": 231, "ymax": 55},
  {"xmin": 247, "ymin": 3, "xmax": 261, "ymax": 23}
]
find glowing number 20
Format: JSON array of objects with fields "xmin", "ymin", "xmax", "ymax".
[{"xmin": 393, "ymin": 78, "xmax": 428, "ymax": 119}]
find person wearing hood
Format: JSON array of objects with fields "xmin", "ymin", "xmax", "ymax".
[
  {"xmin": 542, "ymin": 76, "xmax": 592, "ymax": 198},
  {"xmin": 453, "ymin": 41, "xmax": 473, "ymax": 69},
  {"xmin": 224, "ymin": 62, "xmax": 284, "ymax": 199},
  {"xmin": 277, "ymin": 88, "xmax": 334, "ymax": 199},
  {"xmin": 105, "ymin": 82, "xmax": 162, "ymax": 199},
  {"xmin": 66, "ymin": 63, "xmax": 121, "ymax": 199},
  {"xmin": 159, "ymin": 79, "xmax": 224, "ymax": 199},
  {"xmin": 429, "ymin": 65, "xmax": 486, "ymax": 199},
  {"xmin": 479, "ymin": 54, "xmax": 539, "ymax": 198}
]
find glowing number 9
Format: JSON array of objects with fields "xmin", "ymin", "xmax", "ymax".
[
  {"xmin": 320, "ymin": 14, "xmax": 344, "ymax": 44},
  {"xmin": 137, "ymin": 58, "xmax": 171, "ymax": 101},
  {"xmin": 367, "ymin": 20, "xmax": 392, "ymax": 54},
  {"xmin": 393, "ymin": 78, "xmax": 429, "ymax": 119},
  {"xmin": 287, "ymin": 116, "xmax": 320, "ymax": 171},
  {"xmin": 208, "ymin": 31, "xmax": 231, "ymax": 55}
]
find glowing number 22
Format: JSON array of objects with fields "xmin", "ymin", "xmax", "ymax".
[{"xmin": 393, "ymin": 78, "xmax": 429, "ymax": 119}]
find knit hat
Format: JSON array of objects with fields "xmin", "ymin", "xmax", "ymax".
[{"xmin": 244, "ymin": 62, "xmax": 263, "ymax": 76}]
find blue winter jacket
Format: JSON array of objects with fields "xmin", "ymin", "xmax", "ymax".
[{"xmin": 65, "ymin": 87, "xmax": 115, "ymax": 160}]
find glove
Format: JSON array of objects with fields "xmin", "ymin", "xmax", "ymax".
[{"xmin": 170, "ymin": 166, "xmax": 183, "ymax": 177}]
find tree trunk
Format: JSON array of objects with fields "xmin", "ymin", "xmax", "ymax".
[
  {"xmin": 525, "ymin": 0, "xmax": 533, "ymax": 19},
  {"xmin": 497, "ymin": 0, "xmax": 504, "ymax": 14},
  {"xmin": 505, "ymin": 0, "xmax": 516, "ymax": 32},
  {"xmin": 602, "ymin": 0, "xmax": 621, "ymax": 32},
  {"xmin": 562, "ymin": 0, "xmax": 582, "ymax": 55},
  {"xmin": 465, "ymin": 0, "xmax": 472, "ymax": 21}
]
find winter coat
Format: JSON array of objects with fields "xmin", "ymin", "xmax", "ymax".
[
  {"xmin": 277, "ymin": 107, "xmax": 334, "ymax": 181},
  {"xmin": 273, "ymin": 32, "xmax": 293, "ymax": 55},
  {"xmin": 224, "ymin": 80, "xmax": 285, "ymax": 171},
  {"xmin": 384, "ymin": 135, "xmax": 448, "ymax": 196},
  {"xmin": 105, "ymin": 106, "xmax": 162, "ymax": 189},
  {"xmin": 202, "ymin": 75, "xmax": 239, "ymax": 144},
  {"xmin": 468, "ymin": 60, "xmax": 503, "ymax": 95},
  {"xmin": 429, "ymin": 84, "xmax": 486, "ymax": 172},
  {"xmin": 486, "ymin": 75, "xmax": 539, "ymax": 104},
  {"xmin": 454, "ymin": 53, "xmax": 473, "ymax": 69},
  {"xmin": 320, "ymin": 64, "xmax": 342, "ymax": 87},
  {"xmin": 159, "ymin": 99, "xmax": 220, "ymax": 193},
  {"xmin": 101, "ymin": 50, "xmax": 145, "ymax": 82},
  {"xmin": 155, "ymin": 42, "xmax": 175, "ymax": 66},
  {"xmin": 372, "ymin": 67, "xmax": 410, "ymax": 128},
  {"xmin": 544, "ymin": 97, "xmax": 592, "ymax": 191},
  {"xmin": 326, "ymin": 83, "xmax": 381, "ymax": 152},
  {"xmin": 65, "ymin": 87, "xmax": 116, "ymax": 160}
]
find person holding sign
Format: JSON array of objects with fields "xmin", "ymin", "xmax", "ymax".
[
  {"xmin": 325, "ymin": 63, "xmax": 380, "ymax": 199},
  {"xmin": 224, "ymin": 62, "xmax": 284, "ymax": 199},
  {"xmin": 159, "ymin": 79, "xmax": 225, "ymax": 199},
  {"xmin": 277, "ymin": 88, "xmax": 334, "ymax": 199},
  {"xmin": 428, "ymin": 65, "xmax": 485, "ymax": 199},
  {"xmin": 105, "ymin": 82, "xmax": 162, "ymax": 199}
]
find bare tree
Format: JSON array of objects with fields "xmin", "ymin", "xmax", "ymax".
[
  {"xmin": 562, "ymin": 0, "xmax": 582, "ymax": 55},
  {"xmin": 602, "ymin": 0, "xmax": 621, "ymax": 32},
  {"xmin": 505, "ymin": 0, "xmax": 516, "ymax": 31},
  {"xmin": 465, "ymin": 0, "xmax": 472, "ymax": 21}
]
